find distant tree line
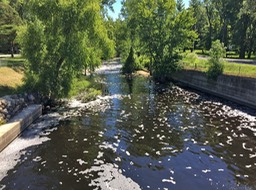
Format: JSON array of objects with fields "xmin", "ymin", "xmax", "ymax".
[
  {"xmin": 189, "ymin": 0, "xmax": 256, "ymax": 59},
  {"xmin": 111, "ymin": 0, "xmax": 256, "ymax": 79}
]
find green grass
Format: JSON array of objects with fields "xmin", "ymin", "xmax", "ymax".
[
  {"xmin": 68, "ymin": 76, "xmax": 102, "ymax": 102},
  {"xmin": 0, "ymin": 67, "xmax": 24, "ymax": 97},
  {"xmin": 0, "ymin": 57, "xmax": 25, "ymax": 67},
  {"xmin": 183, "ymin": 49, "xmax": 256, "ymax": 59},
  {"xmin": 181, "ymin": 56, "xmax": 256, "ymax": 78}
]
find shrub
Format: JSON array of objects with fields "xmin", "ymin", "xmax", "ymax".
[
  {"xmin": 77, "ymin": 88, "xmax": 101, "ymax": 103},
  {"xmin": 185, "ymin": 52, "xmax": 198, "ymax": 65},
  {"xmin": 207, "ymin": 40, "xmax": 226, "ymax": 80},
  {"xmin": 122, "ymin": 47, "xmax": 136, "ymax": 74}
]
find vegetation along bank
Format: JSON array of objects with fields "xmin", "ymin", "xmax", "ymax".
[{"xmin": 0, "ymin": 0, "xmax": 256, "ymax": 111}]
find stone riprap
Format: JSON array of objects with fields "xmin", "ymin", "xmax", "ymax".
[{"xmin": 0, "ymin": 94, "xmax": 41, "ymax": 124}]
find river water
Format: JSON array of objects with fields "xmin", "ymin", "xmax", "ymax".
[{"xmin": 1, "ymin": 61, "xmax": 256, "ymax": 190}]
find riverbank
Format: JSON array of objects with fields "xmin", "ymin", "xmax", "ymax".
[
  {"xmin": 1, "ymin": 61, "xmax": 255, "ymax": 189},
  {"xmin": 134, "ymin": 68, "xmax": 256, "ymax": 110}
]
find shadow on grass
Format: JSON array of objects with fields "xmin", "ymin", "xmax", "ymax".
[{"xmin": 0, "ymin": 86, "xmax": 17, "ymax": 97}]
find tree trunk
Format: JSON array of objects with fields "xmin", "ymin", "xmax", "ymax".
[
  {"xmin": 205, "ymin": 5, "xmax": 212, "ymax": 50},
  {"xmin": 55, "ymin": 57, "xmax": 65, "ymax": 78},
  {"xmin": 11, "ymin": 41, "xmax": 14, "ymax": 58},
  {"xmin": 248, "ymin": 39, "xmax": 253, "ymax": 59},
  {"xmin": 239, "ymin": 45, "xmax": 246, "ymax": 59},
  {"xmin": 221, "ymin": 20, "xmax": 228, "ymax": 47},
  {"xmin": 239, "ymin": 16, "xmax": 249, "ymax": 59}
]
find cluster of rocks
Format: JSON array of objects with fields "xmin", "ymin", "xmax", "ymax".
[{"xmin": 0, "ymin": 93, "xmax": 42, "ymax": 124}]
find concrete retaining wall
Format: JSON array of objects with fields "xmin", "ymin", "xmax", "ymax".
[
  {"xmin": 0, "ymin": 105, "xmax": 42, "ymax": 152},
  {"xmin": 172, "ymin": 70, "xmax": 256, "ymax": 109}
]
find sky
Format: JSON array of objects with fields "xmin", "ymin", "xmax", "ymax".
[{"xmin": 108, "ymin": 0, "xmax": 190, "ymax": 20}]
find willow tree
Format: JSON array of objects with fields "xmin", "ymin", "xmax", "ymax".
[
  {"xmin": 19, "ymin": 0, "xmax": 115, "ymax": 98},
  {"xmin": 123, "ymin": 0, "xmax": 196, "ymax": 81}
]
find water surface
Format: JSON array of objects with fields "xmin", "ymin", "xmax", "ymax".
[{"xmin": 1, "ymin": 62, "xmax": 256, "ymax": 190}]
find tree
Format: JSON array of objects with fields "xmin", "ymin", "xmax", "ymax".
[
  {"xmin": 18, "ymin": 0, "xmax": 115, "ymax": 98},
  {"xmin": 207, "ymin": 40, "xmax": 225, "ymax": 80},
  {"xmin": 234, "ymin": 0, "xmax": 256, "ymax": 58},
  {"xmin": 123, "ymin": 0, "xmax": 196, "ymax": 82},
  {"xmin": 113, "ymin": 18, "xmax": 132, "ymax": 61},
  {"xmin": 0, "ymin": 2, "xmax": 22, "ymax": 57},
  {"xmin": 203, "ymin": 0, "xmax": 221, "ymax": 50},
  {"xmin": 189, "ymin": 0, "xmax": 208, "ymax": 51},
  {"xmin": 176, "ymin": 0, "xmax": 185, "ymax": 12},
  {"xmin": 122, "ymin": 46, "xmax": 136, "ymax": 74}
]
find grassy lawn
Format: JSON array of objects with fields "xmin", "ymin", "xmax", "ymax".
[
  {"xmin": 0, "ymin": 67, "xmax": 24, "ymax": 97},
  {"xmin": 0, "ymin": 57, "xmax": 25, "ymax": 67},
  {"xmin": 184, "ymin": 49, "xmax": 256, "ymax": 59},
  {"xmin": 0, "ymin": 55, "xmax": 101, "ymax": 100},
  {"xmin": 181, "ymin": 56, "xmax": 256, "ymax": 78},
  {"xmin": 0, "ymin": 55, "xmax": 25, "ymax": 97}
]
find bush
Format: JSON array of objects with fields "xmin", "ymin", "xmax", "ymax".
[
  {"xmin": 122, "ymin": 47, "xmax": 136, "ymax": 74},
  {"xmin": 78, "ymin": 88, "xmax": 101, "ymax": 103},
  {"xmin": 182, "ymin": 52, "xmax": 198, "ymax": 69},
  {"xmin": 153, "ymin": 54, "xmax": 182, "ymax": 82},
  {"xmin": 207, "ymin": 59, "xmax": 224, "ymax": 80},
  {"xmin": 185, "ymin": 52, "xmax": 198, "ymax": 65},
  {"xmin": 207, "ymin": 40, "xmax": 226, "ymax": 80}
]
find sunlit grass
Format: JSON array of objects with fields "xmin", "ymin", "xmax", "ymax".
[
  {"xmin": 181, "ymin": 57, "xmax": 256, "ymax": 78},
  {"xmin": 0, "ymin": 57, "xmax": 25, "ymax": 67},
  {"xmin": 183, "ymin": 50, "xmax": 256, "ymax": 59},
  {"xmin": 0, "ymin": 67, "xmax": 24, "ymax": 97}
]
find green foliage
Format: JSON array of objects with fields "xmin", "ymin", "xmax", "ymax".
[
  {"xmin": 182, "ymin": 52, "xmax": 198, "ymax": 69},
  {"xmin": 183, "ymin": 56, "xmax": 256, "ymax": 78},
  {"xmin": 68, "ymin": 77, "xmax": 91, "ymax": 98},
  {"xmin": 207, "ymin": 40, "xmax": 225, "ymax": 80},
  {"xmin": 0, "ymin": 2, "xmax": 22, "ymax": 56},
  {"xmin": 185, "ymin": 52, "xmax": 198, "ymax": 65},
  {"xmin": 122, "ymin": 47, "xmax": 136, "ymax": 74},
  {"xmin": 68, "ymin": 76, "xmax": 101, "ymax": 103},
  {"xmin": 18, "ymin": 0, "xmax": 115, "ymax": 99},
  {"xmin": 123, "ymin": 0, "xmax": 197, "ymax": 81},
  {"xmin": 77, "ymin": 88, "xmax": 101, "ymax": 103},
  {"xmin": 209, "ymin": 40, "xmax": 226, "ymax": 59},
  {"xmin": 113, "ymin": 19, "xmax": 132, "ymax": 62}
]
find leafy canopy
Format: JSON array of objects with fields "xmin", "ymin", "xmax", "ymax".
[
  {"xmin": 123, "ymin": 0, "xmax": 197, "ymax": 81},
  {"xmin": 0, "ymin": 2, "xmax": 22, "ymax": 56},
  {"xmin": 19, "ymin": 0, "xmax": 115, "ymax": 98}
]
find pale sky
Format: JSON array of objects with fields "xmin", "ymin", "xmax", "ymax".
[{"xmin": 108, "ymin": 0, "xmax": 190, "ymax": 20}]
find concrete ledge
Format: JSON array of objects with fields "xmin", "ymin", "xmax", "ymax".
[{"xmin": 0, "ymin": 105, "xmax": 42, "ymax": 152}]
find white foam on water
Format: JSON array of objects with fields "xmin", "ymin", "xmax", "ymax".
[
  {"xmin": 0, "ymin": 112, "xmax": 63, "ymax": 181},
  {"xmin": 79, "ymin": 163, "xmax": 141, "ymax": 190}
]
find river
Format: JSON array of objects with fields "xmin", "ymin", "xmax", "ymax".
[{"xmin": 0, "ymin": 60, "xmax": 256, "ymax": 190}]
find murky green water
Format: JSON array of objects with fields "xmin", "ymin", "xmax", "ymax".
[{"xmin": 1, "ymin": 63, "xmax": 256, "ymax": 190}]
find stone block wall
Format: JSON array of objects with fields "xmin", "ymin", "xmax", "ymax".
[{"xmin": 0, "ymin": 93, "xmax": 41, "ymax": 124}]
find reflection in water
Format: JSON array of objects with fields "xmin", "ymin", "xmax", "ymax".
[
  {"xmin": 1, "ymin": 62, "xmax": 256, "ymax": 190},
  {"xmin": 125, "ymin": 76, "xmax": 133, "ymax": 94}
]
